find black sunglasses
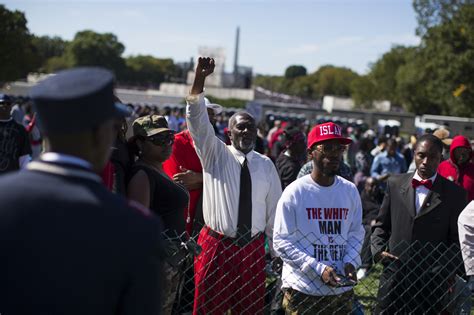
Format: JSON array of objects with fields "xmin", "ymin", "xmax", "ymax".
[
  {"xmin": 147, "ymin": 133, "xmax": 175, "ymax": 146},
  {"xmin": 314, "ymin": 143, "xmax": 347, "ymax": 154}
]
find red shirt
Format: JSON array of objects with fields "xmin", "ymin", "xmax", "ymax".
[{"xmin": 163, "ymin": 130, "xmax": 203, "ymax": 234}]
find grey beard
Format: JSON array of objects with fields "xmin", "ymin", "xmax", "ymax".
[{"xmin": 232, "ymin": 139, "xmax": 255, "ymax": 153}]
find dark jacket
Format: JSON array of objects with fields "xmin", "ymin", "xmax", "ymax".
[
  {"xmin": 0, "ymin": 161, "xmax": 164, "ymax": 315},
  {"xmin": 371, "ymin": 172, "xmax": 468, "ymax": 314}
]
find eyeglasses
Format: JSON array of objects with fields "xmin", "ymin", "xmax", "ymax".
[
  {"xmin": 147, "ymin": 133, "xmax": 175, "ymax": 146},
  {"xmin": 314, "ymin": 143, "xmax": 347, "ymax": 154}
]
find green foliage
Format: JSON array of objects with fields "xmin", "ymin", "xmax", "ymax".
[
  {"xmin": 43, "ymin": 55, "xmax": 73, "ymax": 73},
  {"xmin": 369, "ymin": 46, "xmax": 415, "ymax": 105},
  {"xmin": 124, "ymin": 55, "xmax": 178, "ymax": 87},
  {"xmin": 255, "ymin": 65, "xmax": 358, "ymax": 100},
  {"xmin": 284, "ymin": 65, "xmax": 307, "ymax": 79},
  {"xmin": 65, "ymin": 30, "xmax": 126, "ymax": 73},
  {"xmin": 30, "ymin": 35, "xmax": 68, "ymax": 71},
  {"xmin": 313, "ymin": 65, "xmax": 359, "ymax": 97},
  {"xmin": 418, "ymin": 3, "xmax": 474, "ymax": 116},
  {"xmin": 254, "ymin": 75, "xmax": 286, "ymax": 92},
  {"xmin": 205, "ymin": 95, "xmax": 246, "ymax": 108},
  {"xmin": 395, "ymin": 2, "xmax": 474, "ymax": 116},
  {"xmin": 413, "ymin": 0, "xmax": 466, "ymax": 36},
  {"xmin": 0, "ymin": 5, "xmax": 36, "ymax": 82},
  {"xmin": 350, "ymin": 75, "xmax": 377, "ymax": 109}
]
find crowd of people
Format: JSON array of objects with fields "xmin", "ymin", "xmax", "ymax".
[{"xmin": 0, "ymin": 58, "xmax": 473, "ymax": 315}]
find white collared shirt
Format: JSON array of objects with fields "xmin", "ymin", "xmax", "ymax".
[
  {"xmin": 186, "ymin": 93, "xmax": 282, "ymax": 244},
  {"xmin": 413, "ymin": 171, "xmax": 437, "ymax": 214},
  {"xmin": 41, "ymin": 152, "xmax": 93, "ymax": 170}
]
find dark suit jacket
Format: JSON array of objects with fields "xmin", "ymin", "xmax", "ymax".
[
  {"xmin": 0, "ymin": 161, "xmax": 164, "ymax": 315},
  {"xmin": 371, "ymin": 172, "xmax": 468, "ymax": 313}
]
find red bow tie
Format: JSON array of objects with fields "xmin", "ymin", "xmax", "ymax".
[{"xmin": 412, "ymin": 178, "xmax": 433, "ymax": 190}]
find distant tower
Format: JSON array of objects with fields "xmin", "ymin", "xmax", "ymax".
[{"xmin": 233, "ymin": 26, "xmax": 240, "ymax": 79}]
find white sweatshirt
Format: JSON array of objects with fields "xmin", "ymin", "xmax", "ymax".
[
  {"xmin": 273, "ymin": 174, "xmax": 364, "ymax": 296},
  {"xmin": 458, "ymin": 200, "xmax": 474, "ymax": 276}
]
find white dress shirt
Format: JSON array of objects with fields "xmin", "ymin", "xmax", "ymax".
[
  {"xmin": 27, "ymin": 152, "xmax": 101, "ymax": 183},
  {"xmin": 413, "ymin": 171, "xmax": 437, "ymax": 214},
  {"xmin": 41, "ymin": 152, "xmax": 93, "ymax": 169},
  {"xmin": 186, "ymin": 93, "xmax": 282, "ymax": 244}
]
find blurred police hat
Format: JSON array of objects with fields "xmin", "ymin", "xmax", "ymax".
[
  {"xmin": 0, "ymin": 94, "xmax": 12, "ymax": 107},
  {"xmin": 30, "ymin": 67, "xmax": 130, "ymax": 134}
]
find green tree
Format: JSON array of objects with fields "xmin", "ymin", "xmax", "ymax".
[
  {"xmin": 313, "ymin": 65, "xmax": 359, "ymax": 97},
  {"xmin": 413, "ymin": 0, "xmax": 467, "ymax": 36},
  {"xmin": 417, "ymin": 3, "xmax": 474, "ymax": 116},
  {"xmin": 205, "ymin": 95, "xmax": 246, "ymax": 108},
  {"xmin": 43, "ymin": 55, "xmax": 73, "ymax": 73},
  {"xmin": 254, "ymin": 75, "xmax": 286, "ymax": 92},
  {"xmin": 289, "ymin": 75, "xmax": 318, "ymax": 98},
  {"xmin": 395, "ymin": 53, "xmax": 439, "ymax": 114},
  {"xmin": 370, "ymin": 45, "xmax": 416, "ymax": 106},
  {"xmin": 31, "ymin": 35, "xmax": 68, "ymax": 71},
  {"xmin": 391, "ymin": 1, "xmax": 473, "ymax": 116},
  {"xmin": 0, "ymin": 5, "xmax": 36, "ymax": 82},
  {"xmin": 284, "ymin": 65, "xmax": 307, "ymax": 79},
  {"xmin": 350, "ymin": 75, "xmax": 377, "ymax": 109},
  {"xmin": 65, "ymin": 30, "xmax": 125, "ymax": 74},
  {"xmin": 124, "ymin": 55, "xmax": 178, "ymax": 87}
]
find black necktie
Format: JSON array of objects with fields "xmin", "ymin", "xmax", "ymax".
[{"xmin": 237, "ymin": 158, "xmax": 252, "ymax": 246}]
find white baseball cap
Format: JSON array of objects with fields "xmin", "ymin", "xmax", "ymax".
[{"xmin": 204, "ymin": 97, "xmax": 223, "ymax": 115}]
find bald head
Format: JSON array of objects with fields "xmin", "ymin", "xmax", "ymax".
[
  {"xmin": 227, "ymin": 111, "xmax": 257, "ymax": 154},
  {"xmin": 229, "ymin": 112, "xmax": 255, "ymax": 129}
]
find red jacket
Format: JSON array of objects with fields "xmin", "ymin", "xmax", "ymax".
[
  {"xmin": 438, "ymin": 135, "xmax": 474, "ymax": 201},
  {"xmin": 162, "ymin": 130, "xmax": 203, "ymax": 234}
]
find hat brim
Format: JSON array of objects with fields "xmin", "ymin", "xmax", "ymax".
[
  {"xmin": 206, "ymin": 103, "xmax": 223, "ymax": 115},
  {"xmin": 441, "ymin": 138, "xmax": 453, "ymax": 146},
  {"xmin": 147, "ymin": 128, "xmax": 172, "ymax": 137},
  {"xmin": 308, "ymin": 137, "xmax": 353, "ymax": 149},
  {"xmin": 113, "ymin": 102, "xmax": 132, "ymax": 118}
]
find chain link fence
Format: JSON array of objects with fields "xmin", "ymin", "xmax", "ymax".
[{"xmin": 163, "ymin": 223, "xmax": 473, "ymax": 315}]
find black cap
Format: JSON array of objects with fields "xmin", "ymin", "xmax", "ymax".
[
  {"xmin": 30, "ymin": 67, "xmax": 130, "ymax": 134},
  {"xmin": 0, "ymin": 94, "xmax": 12, "ymax": 106}
]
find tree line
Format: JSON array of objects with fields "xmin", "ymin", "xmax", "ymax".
[
  {"xmin": 255, "ymin": 0, "xmax": 474, "ymax": 117},
  {"xmin": 1, "ymin": 1, "xmax": 473, "ymax": 116},
  {"xmin": 0, "ymin": 5, "xmax": 188, "ymax": 89}
]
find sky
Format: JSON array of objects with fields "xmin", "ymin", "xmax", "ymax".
[{"xmin": 4, "ymin": 0, "xmax": 420, "ymax": 76}]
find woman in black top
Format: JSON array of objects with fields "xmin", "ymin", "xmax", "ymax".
[{"xmin": 127, "ymin": 114, "xmax": 189, "ymax": 315}]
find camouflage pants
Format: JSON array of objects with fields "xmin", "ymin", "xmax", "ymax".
[
  {"xmin": 282, "ymin": 288, "xmax": 353, "ymax": 315},
  {"xmin": 162, "ymin": 261, "xmax": 182, "ymax": 315}
]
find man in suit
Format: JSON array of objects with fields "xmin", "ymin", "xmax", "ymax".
[
  {"xmin": 0, "ymin": 67, "xmax": 164, "ymax": 315},
  {"xmin": 371, "ymin": 133, "xmax": 468, "ymax": 314}
]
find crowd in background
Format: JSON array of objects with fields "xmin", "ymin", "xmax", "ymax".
[{"xmin": 1, "ymin": 82, "xmax": 474, "ymax": 314}]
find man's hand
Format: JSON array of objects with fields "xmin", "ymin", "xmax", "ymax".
[
  {"xmin": 190, "ymin": 57, "xmax": 215, "ymax": 95},
  {"xmin": 173, "ymin": 166, "xmax": 203, "ymax": 190},
  {"xmin": 374, "ymin": 251, "xmax": 399, "ymax": 264},
  {"xmin": 344, "ymin": 263, "xmax": 357, "ymax": 282},
  {"xmin": 321, "ymin": 266, "xmax": 340, "ymax": 287}
]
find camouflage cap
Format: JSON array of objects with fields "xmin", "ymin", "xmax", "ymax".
[{"xmin": 132, "ymin": 115, "xmax": 171, "ymax": 137}]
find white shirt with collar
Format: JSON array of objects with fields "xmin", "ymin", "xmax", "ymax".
[
  {"xmin": 41, "ymin": 152, "xmax": 93, "ymax": 170},
  {"xmin": 413, "ymin": 171, "xmax": 437, "ymax": 214},
  {"xmin": 186, "ymin": 93, "xmax": 282, "ymax": 246}
]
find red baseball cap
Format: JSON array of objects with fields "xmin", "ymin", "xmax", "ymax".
[{"xmin": 307, "ymin": 122, "xmax": 352, "ymax": 149}]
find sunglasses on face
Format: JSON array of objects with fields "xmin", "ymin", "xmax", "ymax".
[
  {"xmin": 147, "ymin": 133, "xmax": 175, "ymax": 146},
  {"xmin": 314, "ymin": 143, "xmax": 347, "ymax": 154}
]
